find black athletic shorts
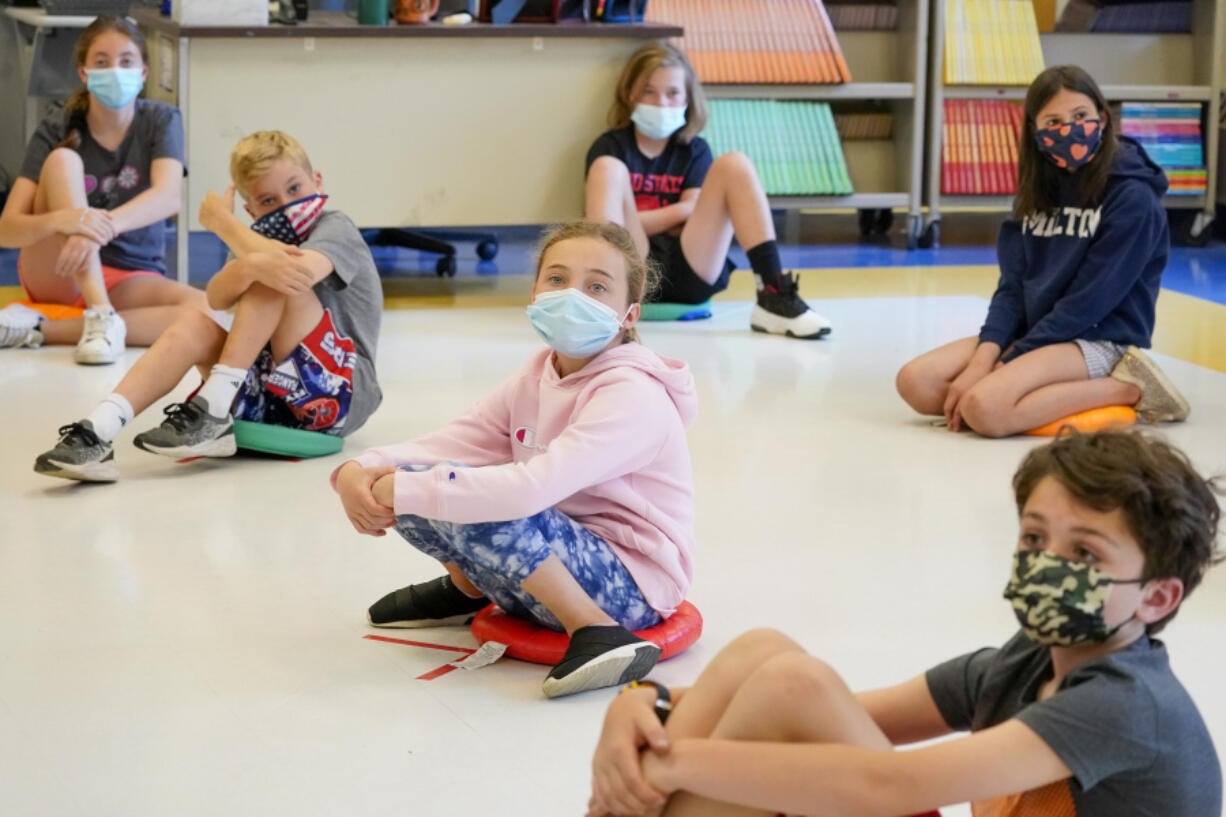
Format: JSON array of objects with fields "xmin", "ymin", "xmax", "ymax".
[{"xmin": 648, "ymin": 234, "xmax": 736, "ymax": 305}]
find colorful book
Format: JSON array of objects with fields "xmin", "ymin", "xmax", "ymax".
[
  {"xmin": 646, "ymin": 0, "xmax": 853, "ymax": 84},
  {"xmin": 704, "ymin": 99, "xmax": 854, "ymax": 195},
  {"xmin": 941, "ymin": 99, "xmax": 1024, "ymax": 195},
  {"xmin": 944, "ymin": 0, "xmax": 1045, "ymax": 85}
]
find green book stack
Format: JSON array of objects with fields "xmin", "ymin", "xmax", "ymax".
[{"xmin": 703, "ymin": 100, "xmax": 854, "ymax": 195}]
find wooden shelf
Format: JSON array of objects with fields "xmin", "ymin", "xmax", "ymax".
[
  {"xmin": 943, "ymin": 84, "xmax": 1214, "ymax": 102},
  {"xmin": 131, "ymin": 8, "xmax": 680, "ymax": 39},
  {"xmin": 705, "ymin": 83, "xmax": 916, "ymax": 100},
  {"xmin": 771, "ymin": 193, "xmax": 911, "ymax": 210}
]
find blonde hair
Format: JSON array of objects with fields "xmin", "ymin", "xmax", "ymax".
[
  {"xmin": 229, "ymin": 130, "xmax": 315, "ymax": 195},
  {"xmin": 535, "ymin": 221, "xmax": 659, "ymax": 345},
  {"xmin": 58, "ymin": 16, "xmax": 148, "ymax": 152},
  {"xmin": 607, "ymin": 43, "xmax": 707, "ymax": 144}
]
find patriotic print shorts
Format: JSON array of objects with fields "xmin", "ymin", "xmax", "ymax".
[{"xmin": 232, "ymin": 307, "xmax": 356, "ymax": 435}]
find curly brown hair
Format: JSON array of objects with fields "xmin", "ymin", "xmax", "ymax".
[{"xmin": 1013, "ymin": 430, "xmax": 1223, "ymax": 634}]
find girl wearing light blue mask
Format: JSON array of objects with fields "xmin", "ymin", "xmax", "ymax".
[
  {"xmin": 585, "ymin": 43, "xmax": 831, "ymax": 340},
  {"xmin": 334, "ymin": 221, "xmax": 700, "ymax": 699},
  {"xmin": 0, "ymin": 16, "xmax": 204, "ymax": 366}
]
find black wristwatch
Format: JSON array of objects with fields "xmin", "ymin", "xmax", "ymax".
[{"xmin": 622, "ymin": 679, "xmax": 672, "ymax": 724}]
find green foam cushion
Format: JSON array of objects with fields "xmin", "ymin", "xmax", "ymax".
[
  {"xmin": 641, "ymin": 301, "xmax": 713, "ymax": 321},
  {"xmin": 232, "ymin": 420, "xmax": 344, "ymax": 458}
]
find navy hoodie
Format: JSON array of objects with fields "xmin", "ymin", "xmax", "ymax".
[{"xmin": 980, "ymin": 136, "xmax": 1169, "ymax": 362}]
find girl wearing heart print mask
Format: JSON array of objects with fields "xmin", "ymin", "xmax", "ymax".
[
  {"xmin": 333, "ymin": 221, "xmax": 697, "ymax": 699},
  {"xmin": 897, "ymin": 66, "xmax": 1189, "ymax": 437},
  {"xmin": 585, "ymin": 43, "xmax": 831, "ymax": 339},
  {"xmin": 0, "ymin": 16, "xmax": 206, "ymax": 365}
]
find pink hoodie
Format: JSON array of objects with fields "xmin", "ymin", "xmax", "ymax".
[{"xmin": 338, "ymin": 343, "xmax": 698, "ymax": 617}]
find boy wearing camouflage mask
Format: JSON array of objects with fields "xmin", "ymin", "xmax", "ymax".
[{"xmin": 587, "ymin": 430, "xmax": 1222, "ymax": 817}]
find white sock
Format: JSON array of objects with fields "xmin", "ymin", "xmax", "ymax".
[
  {"xmin": 195, "ymin": 364, "xmax": 248, "ymax": 418},
  {"xmin": 86, "ymin": 393, "xmax": 134, "ymax": 442}
]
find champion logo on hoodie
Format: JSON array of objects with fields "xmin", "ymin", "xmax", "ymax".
[
  {"xmin": 514, "ymin": 426, "xmax": 547, "ymax": 451},
  {"xmin": 1021, "ymin": 206, "xmax": 1103, "ymax": 239}
]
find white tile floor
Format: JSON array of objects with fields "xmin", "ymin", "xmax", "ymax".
[{"xmin": 2, "ymin": 293, "xmax": 1224, "ymax": 816}]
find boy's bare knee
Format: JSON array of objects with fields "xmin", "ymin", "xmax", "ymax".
[
  {"xmin": 727, "ymin": 628, "xmax": 805, "ymax": 661},
  {"xmin": 165, "ymin": 308, "xmax": 226, "ymax": 356},
  {"xmin": 753, "ymin": 652, "xmax": 844, "ymax": 705},
  {"xmin": 240, "ymin": 280, "xmax": 288, "ymax": 305}
]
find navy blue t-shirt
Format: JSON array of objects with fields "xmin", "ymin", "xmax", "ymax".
[{"xmin": 20, "ymin": 99, "xmax": 185, "ymax": 275}]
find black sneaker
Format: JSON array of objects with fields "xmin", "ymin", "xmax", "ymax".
[
  {"xmin": 33, "ymin": 421, "xmax": 118, "ymax": 482},
  {"xmin": 541, "ymin": 625, "xmax": 661, "ymax": 699},
  {"xmin": 133, "ymin": 396, "xmax": 236, "ymax": 458},
  {"xmin": 367, "ymin": 576, "xmax": 490, "ymax": 628},
  {"xmin": 750, "ymin": 272, "xmax": 832, "ymax": 339}
]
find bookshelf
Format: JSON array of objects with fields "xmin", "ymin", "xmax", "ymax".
[
  {"xmin": 698, "ymin": 0, "xmax": 931, "ymax": 246},
  {"xmin": 922, "ymin": 0, "xmax": 1224, "ymax": 247}
]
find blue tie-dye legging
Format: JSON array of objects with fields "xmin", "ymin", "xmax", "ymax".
[{"xmin": 394, "ymin": 507, "xmax": 662, "ymax": 633}]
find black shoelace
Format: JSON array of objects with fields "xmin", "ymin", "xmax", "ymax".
[
  {"xmin": 56, "ymin": 422, "xmax": 101, "ymax": 448},
  {"xmin": 160, "ymin": 401, "xmax": 204, "ymax": 432}
]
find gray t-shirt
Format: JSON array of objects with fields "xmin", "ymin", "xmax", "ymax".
[
  {"xmin": 20, "ymin": 99, "xmax": 186, "ymax": 275},
  {"xmin": 299, "ymin": 210, "xmax": 382, "ymax": 435},
  {"xmin": 926, "ymin": 631, "xmax": 1222, "ymax": 816}
]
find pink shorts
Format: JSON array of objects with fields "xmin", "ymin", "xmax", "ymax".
[{"xmin": 17, "ymin": 261, "xmax": 162, "ymax": 309}]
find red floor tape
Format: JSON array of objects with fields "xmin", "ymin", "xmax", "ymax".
[{"xmin": 363, "ymin": 634, "xmax": 477, "ymax": 681}]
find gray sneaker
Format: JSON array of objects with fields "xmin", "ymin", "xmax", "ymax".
[
  {"xmin": 133, "ymin": 396, "xmax": 237, "ymax": 458},
  {"xmin": 34, "ymin": 421, "xmax": 118, "ymax": 482}
]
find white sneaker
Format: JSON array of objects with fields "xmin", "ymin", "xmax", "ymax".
[
  {"xmin": 75, "ymin": 308, "xmax": 126, "ymax": 365},
  {"xmin": 0, "ymin": 303, "xmax": 45, "ymax": 348},
  {"xmin": 749, "ymin": 272, "xmax": 832, "ymax": 339}
]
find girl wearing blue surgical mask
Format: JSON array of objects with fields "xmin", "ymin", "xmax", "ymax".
[
  {"xmin": 0, "ymin": 16, "xmax": 204, "ymax": 365},
  {"xmin": 334, "ymin": 221, "xmax": 698, "ymax": 700},
  {"xmin": 585, "ymin": 43, "xmax": 831, "ymax": 340},
  {"xmin": 897, "ymin": 65, "xmax": 1186, "ymax": 438}
]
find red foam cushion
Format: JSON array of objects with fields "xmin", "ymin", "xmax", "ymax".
[{"xmin": 471, "ymin": 601, "xmax": 703, "ymax": 665}]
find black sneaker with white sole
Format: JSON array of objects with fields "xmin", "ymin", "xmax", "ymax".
[
  {"xmin": 132, "ymin": 396, "xmax": 236, "ymax": 458},
  {"xmin": 750, "ymin": 272, "xmax": 832, "ymax": 339},
  {"xmin": 367, "ymin": 576, "xmax": 491, "ymax": 628},
  {"xmin": 541, "ymin": 624, "xmax": 661, "ymax": 699},
  {"xmin": 33, "ymin": 421, "xmax": 118, "ymax": 482}
]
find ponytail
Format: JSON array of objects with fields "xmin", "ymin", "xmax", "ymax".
[{"xmin": 57, "ymin": 87, "xmax": 91, "ymax": 151}]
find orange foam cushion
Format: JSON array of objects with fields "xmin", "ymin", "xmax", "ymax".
[
  {"xmin": 471, "ymin": 601, "xmax": 703, "ymax": 665},
  {"xmin": 1024, "ymin": 405, "xmax": 1136, "ymax": 437},
  {"xmin": 13, "ymin": 299, "xmax": 85, "ymax": 321}
]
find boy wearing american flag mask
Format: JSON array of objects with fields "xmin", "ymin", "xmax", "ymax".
[{"xmin": 33, "ymin": 130, "xmax": 383, "ymax": 482}]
